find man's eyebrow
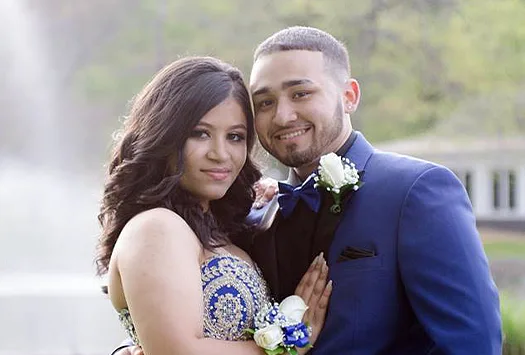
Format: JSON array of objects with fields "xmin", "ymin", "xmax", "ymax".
[
  {"xmin": 282, "ymin": 79, "xmax": 314, "ymax": 89},
  {"xmin": 252, "ymin": 79, "xmax": 314, "ymax": 97},
  {"xmin": 251, "ymin": 87, "xmax": 269, "ymax": 97}
]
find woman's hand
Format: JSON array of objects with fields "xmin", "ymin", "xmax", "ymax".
[
  {"xmin": 294, "ymin": 253, "xmax": 332, "ymax": 350},
  {"xmin": 253, "ymin": 177, "xmax": 278, "ymax": 209}
]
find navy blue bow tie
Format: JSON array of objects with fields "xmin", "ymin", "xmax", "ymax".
[{"xmin": 277, "ymin": 176, "xmax": 321, "ymax": 218}]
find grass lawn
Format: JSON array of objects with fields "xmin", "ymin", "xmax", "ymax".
[
  {"xmin": 501, "ymin": 292, "xmax": 525, "ymax": 346},
  {"xmin": 480, "ymin": 227, "xmax": 525, "ymax": 260},
  {"xmin": 484, "ymin": 240, "xmax": 525, "ymax": 260},
  {"xmin": 479, "ymin": 228, "xmax": 525, "ymax": 348}
]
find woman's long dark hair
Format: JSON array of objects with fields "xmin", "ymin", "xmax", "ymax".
[{"xmin": 95, "ymin": 57, "xmax": 261, "ymax": 275}]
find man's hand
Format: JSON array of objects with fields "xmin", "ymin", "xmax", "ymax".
[
  {"xmin": 294, "ymin": 252, "xmax": 332, "ymax": 347},
  {"xmin": 113, "ymin": 345, "xmax": 143, "ymax": 355},
  {"xmin": 253, "ymin": 177, "xmax": 278, "ymax": 209}
]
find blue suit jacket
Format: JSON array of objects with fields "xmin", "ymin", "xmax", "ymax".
[{"xmin": 248, "ymin": 132, "xmax": 502, "ymax": 354}]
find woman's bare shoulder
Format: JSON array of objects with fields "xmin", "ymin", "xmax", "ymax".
[
  {"xmin": 116, "ymin": 207, "xmax": 199, "ymax": 252},
  {"xmin": 126, "ymin": 207, "xmax": 190, "ymax": 234}
]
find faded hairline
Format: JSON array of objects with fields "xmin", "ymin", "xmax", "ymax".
[
  {"xmin": 253, "ymin": 26, "xmax": 351, "ymax": 86},
  {"xmin": 255, "ymin": 48, "xmax": 349, "ymax": 87}
]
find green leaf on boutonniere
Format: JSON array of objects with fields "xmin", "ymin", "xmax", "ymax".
[
  {"xmin": 265, "ymin": 348, "xmax": 285, "ymax": 355},
  {"xmin": 287, "ymin": 348, "xmax": 299, "ymax": 355},
  {"xmin": 330, "ymin": 203, "xmax": 342, "ymax": 214}
]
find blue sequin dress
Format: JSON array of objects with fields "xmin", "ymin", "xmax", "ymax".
[{"xmin": 118, "ymin": 254, "xmax": 271, "ymax": 344}]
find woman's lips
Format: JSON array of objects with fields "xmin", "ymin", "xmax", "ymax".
[{"xmin": 202, "ymin": 169, "xmax": 231, "ymax": 181}]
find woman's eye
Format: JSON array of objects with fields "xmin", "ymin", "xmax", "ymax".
[
  {"xmin": 190, "ymin": 130, "xmax": 209, "ymax": 139},
  {"xmin": 228, "ymin": 133, "xmax": 246, "ymax": 142}
]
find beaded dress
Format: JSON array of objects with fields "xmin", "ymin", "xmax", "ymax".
[{"xmin": 118, "ymin": 253, "xmax": 271, "ymax": 344}]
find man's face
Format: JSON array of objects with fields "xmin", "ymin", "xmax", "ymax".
[{"xmin": 250, "ymin": 50, "xmax": 353, "ymax": 172}]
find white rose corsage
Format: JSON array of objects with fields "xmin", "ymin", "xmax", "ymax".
[
  {"xmin": 314, "ymin": 152, "xmax": 363, "ymax": 214},
  {"xmin": 246, "ymin": 295, "xmax": 311, "ymax": 355}
]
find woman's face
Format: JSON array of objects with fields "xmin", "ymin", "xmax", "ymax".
[{"xmin": 179, "ymin": 96, "xmax": 248, "ymax": 211}]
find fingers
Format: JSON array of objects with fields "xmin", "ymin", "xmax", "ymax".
[
  {"xmin": 306, "ymin": 261, "xmax": 329, "ymax": 313},
  {"xmin": 294, "ymin": 253, "xmax": 320, "ymax": 300},
  {"xmin": 295, "ymin": 253, "xmax": 326, "ymax": 305},
  {"xmin": 253, "ymin": 178, "xmax": 278, "ymax": 209},
  {"xmin": 314, "ymin": 280, "xmax": 333, "ymax": 316},
  {"xmin": 305, "ymin": 280, "xmax": 333, "ymax": 346},
  {"xmin": 130, "ymin": 346, "xmax": 145, "ymax": 355},
  {"xmin": 263, "ymin": 184, "xmax": 278, "ymax": 200},
  {"xmin": 312, "ymin": 281, "xmax": 332, "ymax": 332}
]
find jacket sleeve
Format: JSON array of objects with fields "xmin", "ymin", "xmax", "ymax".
[{"xmin": 398, "ymin": 166, "xmax": 502, "ymax": 354}]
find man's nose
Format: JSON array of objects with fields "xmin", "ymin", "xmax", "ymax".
[{"xmin": 273, "ymin": 100, "xmax": 297, "ymax": 126}]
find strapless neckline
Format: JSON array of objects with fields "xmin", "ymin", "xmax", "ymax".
[{"xmin": 117, "ymin": 251, "xmax": 271, "ymax": 345}]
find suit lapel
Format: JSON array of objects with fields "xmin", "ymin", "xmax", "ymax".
[
  {"xmin": 345, "ymin": 131, "xmax": 375, "ymax": 173},
  {"xmin": 311, "ymin": 186, "xmax": 359, "ymax": 260},
  {"xmin": 312, "ymin": 132, "xmax": 375, "ymax": 260}
]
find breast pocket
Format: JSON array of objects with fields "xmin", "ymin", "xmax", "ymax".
[{"xmin": 329, "ymin": 254, "xmax": 384, "ymax": 280}]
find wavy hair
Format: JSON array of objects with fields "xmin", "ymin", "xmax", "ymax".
[{"xmin": 96, "ymin": 57, "xmax": 261, "ymax": 275}]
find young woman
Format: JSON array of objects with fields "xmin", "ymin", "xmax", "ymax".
[{"xmin": 96, "ymin": 57, "xmax": 331, "ymax": 355}]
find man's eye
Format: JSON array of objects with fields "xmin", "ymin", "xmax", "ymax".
[
  {"xmin": 228, "ymin": 133, "xmax": 246, "ymax": 142},
  {"xmin": 293, "ymin": 91, "xmax": 309, "ymax": 99},
  {"xmin": 257, "ymin": 99, "xmax": 274, "ymax": 109},
  {"xmin": 190, "ymin": 130, "xmax": 209, "ymax": 139}
]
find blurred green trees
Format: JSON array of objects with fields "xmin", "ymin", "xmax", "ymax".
[{"xmin": 69, "ymin": 0, "xmax": 525, "ymax": 142}]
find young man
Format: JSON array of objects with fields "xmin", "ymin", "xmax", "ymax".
[
  {"xmin": 113, "ymin": 26, "xmax": 502, "ymax": 354},
  {"xmin": 246, "ymin": 26, "xmax": 501, "ymax": 354}
]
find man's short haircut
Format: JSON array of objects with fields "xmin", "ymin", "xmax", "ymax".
[{"xmin": 254, "ymin": 26, "xmax": 351, "ymax": 83}]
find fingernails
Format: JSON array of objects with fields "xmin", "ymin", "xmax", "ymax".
[
  {"xmin": 327, "ymin": 280, "xmax": 333, "ymax": 289},
  {"xmin": 311, "ymin": 255, "xmax": 319, "ymax": 266}
]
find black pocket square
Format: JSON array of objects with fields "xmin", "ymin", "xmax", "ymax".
[{"xmin": 337, "ymin": 246, "xmax": 376, "ymax": 262}]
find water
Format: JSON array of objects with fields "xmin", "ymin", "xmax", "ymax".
[
  {"xmin": 0, "ymin": 0, "xmax": 62, "ymax": 166},
  {"xmin": 0, "ymin": 1, "xmax": 124, "ymax": 353}
]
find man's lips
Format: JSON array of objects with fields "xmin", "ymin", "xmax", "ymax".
[{"xmin": 274, "ymin": 127, "xmax": 311, "ymax": 140}]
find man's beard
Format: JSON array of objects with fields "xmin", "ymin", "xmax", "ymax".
[{"xmin": 277, "ymin": 101, "xmax": 344, "ymax": 168}]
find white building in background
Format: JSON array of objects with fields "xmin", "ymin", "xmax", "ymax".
[{"xmin": 377, "ymin": 135, "xmax": 525, "ymax": 230}]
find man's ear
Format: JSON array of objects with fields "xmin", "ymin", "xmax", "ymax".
[{"xmin": 343, "ymin": 79, "xmax": 360, "ymax": 114}]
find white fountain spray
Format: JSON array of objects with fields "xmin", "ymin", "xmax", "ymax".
[
  {"xmin": 0, "ymin": 1, "xmax": 122, "ymax": 353},
  {"xmin": 1, "ymin": 0, "xmax": 62, "ymax": 166}
]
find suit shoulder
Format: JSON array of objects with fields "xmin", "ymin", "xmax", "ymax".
[
  {"xmin": 370, "ymin": 149, "xmax": 449, "ymax": 179},
  {"xmin": 363, "ymin": 150, "xmax": 459, "ymax": 196}
]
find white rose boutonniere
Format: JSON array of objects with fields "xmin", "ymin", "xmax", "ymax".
[{"xmin": 315, "ymin": 152, "xmax": 363, "ymax": 213}]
